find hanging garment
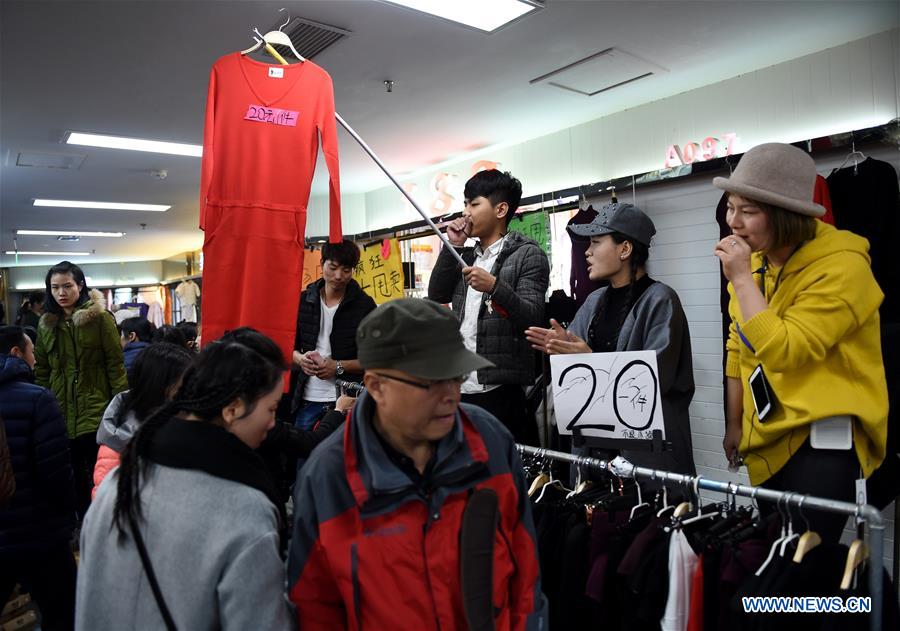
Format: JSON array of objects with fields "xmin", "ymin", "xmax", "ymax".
[
  {"xmin": 686, "ymin": 555, "xmax": 704, "ymax": 631},
  {"xmin": 138, "ymin": 287, "xmax": 165, "ymax": 328},
  {"xmin": 827, "ymin": 157, "xmax": 900, "ymax": 323},
  {"xmin": 116, "ymin": 302, "xmax": 149, "ymax": 320},
  {"xmin": 175, "ymin": 281, "xmax": 201, "ymax": 323},
  {"xmin": 199, "ymin": 52, "xmax": 342, "ymax": 363},
  {"xmin": 567, "ymin": 206, "xmax": 607, "ymax": 306},
  {"xmin": 813, "ymin": 174, "xmax": 835, "ymax": 226},
  {"xmin": 661, "ymin": 529, "xmax": 699, "ymax": 631}
]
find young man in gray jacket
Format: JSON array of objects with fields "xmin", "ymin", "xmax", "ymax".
[{"xmin": 428, "ymin": 170, "xmax": 549, "ymax": 445}]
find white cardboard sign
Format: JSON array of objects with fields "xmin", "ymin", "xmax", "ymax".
[{"xmin": 550, "ymin": 350, "xmax": 665, "ymax": 440}]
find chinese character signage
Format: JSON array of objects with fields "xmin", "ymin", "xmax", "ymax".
[
  {"xmin": 354, "ymin": 238, "xmax": 405, "ymax": 305},
  {"xmin": 508, "ymin": 211, "xmax": 550, "ymax": 255}
]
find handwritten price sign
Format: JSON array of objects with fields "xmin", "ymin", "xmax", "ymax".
[
  {"xmin": 244, "ymin": 104, "xmax": 299, "ymax": 127},
  {"xmin": 550, "ymin": 350, "xmax": 665, "ymax": 440}
]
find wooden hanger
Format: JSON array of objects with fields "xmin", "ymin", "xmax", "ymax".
[
  {"xmin": 673, "ymin": 501, "xmax": 692, "ymax": 518},
  {"xmin": 527, "ymin": 472, "xmax": 550, "ymax": 498},
  {"xmin": 840, "ymin": 539, "xmax": 868, "ymax": 590},
  {"xmin": 792, "ymin": 531, "xmax": 822, "ymax": 563},
  {"xmin": 792, "ymin": 497, "xmax": 821, "ymax": 563}
]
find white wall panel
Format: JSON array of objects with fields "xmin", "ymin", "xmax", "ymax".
[{"xmin": 347, "ymin": 29, "xmax": 898, "ymax": 232}]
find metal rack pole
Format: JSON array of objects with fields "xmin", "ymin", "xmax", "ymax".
[
  {"xmin": 335, "ymin": 112, "xmax": 467, "ymax": 268},
  {"xmin": 517, "ymin": 444, "xmax": 886, "ymax": 631}
]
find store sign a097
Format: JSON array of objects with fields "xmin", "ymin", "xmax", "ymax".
[{"xmin": 665, "ymin": 133, "xmax": 737, "ymax": 168}]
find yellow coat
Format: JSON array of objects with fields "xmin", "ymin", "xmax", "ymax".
[{"xmin": 725, "ymin": 220, "xmax": 888, "ymax": 485}]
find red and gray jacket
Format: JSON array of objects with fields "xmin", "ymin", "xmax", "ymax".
[{"xmin": 287, "ymin": 394, "xmax": 547, "ymax": 630}]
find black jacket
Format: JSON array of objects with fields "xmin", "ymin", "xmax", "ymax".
[
  {"xmin": 292, "ymin": 279, "xmax": 376, "ymax": 410},
  {"xmin": 428, "ymin": 231, "xmax": 550, "ymax": 385},
  {"xmin": 0, "ymin": 354, "xmax": 76, "ymax": 561}
]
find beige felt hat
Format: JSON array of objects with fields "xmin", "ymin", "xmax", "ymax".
[{"xmin": 713, "ymin": 143, "xmax": 825, "ymax": 217}]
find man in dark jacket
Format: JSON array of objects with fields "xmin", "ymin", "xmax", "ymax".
[
  {"xmin": 287, "ymin": 299, "xmax": 547, "ymax": 630},
  {"xmin": 292, "ymin": 239, "xmax": 376, "ymax": 429},
  {"xmin": 0, "ymin": 326, "xmax": 77, "ymax": 631},
  {"xmin": 428, "ymin": 169, "xmax": 550, "ymax": 445}
]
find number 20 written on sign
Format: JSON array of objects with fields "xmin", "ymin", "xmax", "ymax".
[{"xmin": 665, "ymin": 133, "xmax": 737, "ymax": 168}]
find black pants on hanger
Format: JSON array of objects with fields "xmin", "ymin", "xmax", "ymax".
[
  {"xmin": 462, "ymin": 385, "xmax": 540, "ymax": 446},
  {"xmin": 760, "ymin": 439, "xmax": 858, "ymax": 543}
]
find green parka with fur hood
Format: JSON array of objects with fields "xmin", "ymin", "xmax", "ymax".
[{"xmin": 34, "ymin": 289, "xmax": 128, "ymax": 439}]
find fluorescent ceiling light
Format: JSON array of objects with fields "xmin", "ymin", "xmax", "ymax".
[
  {"xmin": 33, "ymin": 199, "xmax": 170, "ymax": 212},
  {"xmin": 65, "ymin": 131, "xmax": 202, "ymax": 157},
  {"xmin": 17, "ymin": 229, "xmax": 125, "ymax": 237},
  {"xmin": 380, "ymin": 0, "xmax": 538, "ymax": 32},
  {"xmin": 5, "ymin": 251, "xmax": 90, "ymax": 256}
]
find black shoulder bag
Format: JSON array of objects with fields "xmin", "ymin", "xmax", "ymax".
[{"xmin": 128, "ymin": 514, "xmax": 178, "ymax": 631}]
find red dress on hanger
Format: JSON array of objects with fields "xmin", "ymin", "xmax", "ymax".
[{"xmin": 199, "ymin": 52, "xmax": 342, "ymax": 367}]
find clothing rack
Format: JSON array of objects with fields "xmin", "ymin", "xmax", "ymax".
[{"xmin": 517, "ymin": 444, "xmax": 888, "ymax": 631}]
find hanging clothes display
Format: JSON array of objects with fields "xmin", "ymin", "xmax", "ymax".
[
  {"xmin": 137, "ymin": 286, "xmax": 165, "ymax": 327},
  {"xmin": 519, "ymin": 448, "xmax": 898, "ymax": 631},
  {"xmin": 826, "ymin": 157, "xmax": 899, "ymax": 323},
  {"xmin": 567, "ymin": 205, "xmax": 607, "ymax": 306},
  {"xmin": 199, "ymin": 52, "xmax": 343, "ymax": 363},
  {"xmin": 828, "ymin": 156, "xmax": 900, "ymax": 508},
  {"xmin": 175, "ymin": 280, "xmax": 201, "ymax": 323}
]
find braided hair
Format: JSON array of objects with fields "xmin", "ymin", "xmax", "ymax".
[{"xmin": 113, "ymin": 341, "xmax": 282, "ymax": 534}]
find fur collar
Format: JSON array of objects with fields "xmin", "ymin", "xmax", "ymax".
[{"xmin": 40, "ymin": 289, "xmax": 107, "ymax": 329}]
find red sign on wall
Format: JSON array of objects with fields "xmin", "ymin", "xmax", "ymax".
[{"xmin": 665, "ymin": 133, "xmax": 737, "ymax": 168}]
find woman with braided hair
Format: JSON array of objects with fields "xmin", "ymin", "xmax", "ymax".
[
  {"xmin": 75, "ymin": 340, "xmax": 293, "ymax": 631},
  {"xmin": 525, "ymin": 202, "xmax": 696, "ymax": 475}
]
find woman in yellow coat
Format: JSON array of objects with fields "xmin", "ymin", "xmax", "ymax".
[{"xmin": 714, "ymin": 143, "xmax": 887, "ymax": 542}]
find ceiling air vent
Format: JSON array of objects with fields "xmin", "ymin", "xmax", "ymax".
[
  {"xmin": 530, "ymin": 47, "xmax": 666, "ymax": 96},
  {"xmin": 16, "ymin": 151, "xmax": 86, "ymax": 170},
  {"xmin": 267, "ymin": 16, "xmax": 351, "ymax": 60}
]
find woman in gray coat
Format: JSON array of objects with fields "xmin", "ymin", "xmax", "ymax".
[
  {"xmin": 526, "ymin": 202, "xmax": 696, "ymax": 475},
  {"xmin": 76, "ymin": 339, "xmax": 292, "ymax": 631}
]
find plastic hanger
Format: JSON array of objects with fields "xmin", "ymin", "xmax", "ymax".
[
  {"xmin": 836, "ymin": 140, "xmax": 866, "ymax": 176},
  {"xmin": 755, "ymin": 494, "xmax": 793, "ymax": 576},
  {"xmin": 578, "ymin": 187, "xmax": 591, "ymax": 212},
  {"xmin": 792, "ymin": 497, "xmax": 821, "ymax": 563},
  {"xmin": 656, "ymin": 483, "xmax": 674, "ymax": 518},
  {"xmin": 629, "ymin": 481, "xmax": 650, "ymax": 521},
  {"xmin": 241, "ymin": 8, "xmax": 306, "ymax": 63},
  {"xmin": 682, "ymin": 477, "xmax": 719, "ymax": 526},
  {"xmin": 566, "ymin": 457, "xmax": 583, "ymax": 499},
  {"xmin": 535, "ymin": 461, "xmax": 571, "ymax": 503},
  {"xmin": 777, "ymin": 494, "xmax": 799, "ymax": 557}
]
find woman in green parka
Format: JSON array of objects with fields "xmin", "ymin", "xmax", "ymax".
[{"xmin": 35, "ymin": 261, "xmax": 127, "ymax": 519}]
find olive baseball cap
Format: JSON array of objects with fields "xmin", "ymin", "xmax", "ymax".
[
  {"xmin": 357, "ymin": 298, "xmax": 494, "ymax": 380},
  {"xmin": 567, "ymin": 202, "xmax": 656, "ymax": 247}
]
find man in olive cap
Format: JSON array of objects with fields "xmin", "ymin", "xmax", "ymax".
[{"xmin": 287, "ymin": 298, "xmax": 546, "ymax": 630}]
